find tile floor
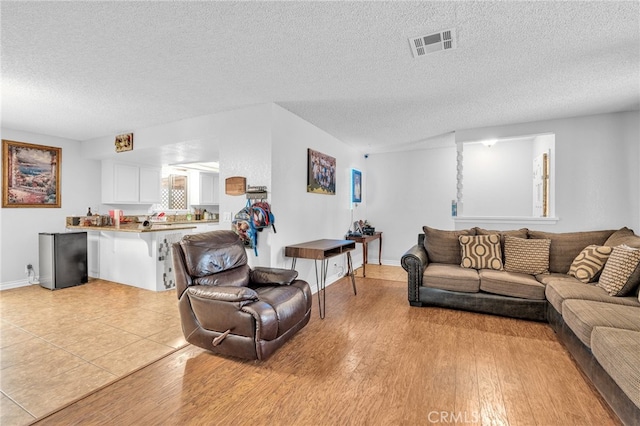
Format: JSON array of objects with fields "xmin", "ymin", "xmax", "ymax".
[
  {"xmin": 0, "ymin": 279, "xmax": 186, "ymax": 425},
  {"xmin": 0, "ymin": 264, "xmax": 406, "ymax": 425}
]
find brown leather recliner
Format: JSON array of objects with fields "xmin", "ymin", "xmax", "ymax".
[{"xmin": 172, "ymin": 230, "xmax": 312, "ymax": 360}]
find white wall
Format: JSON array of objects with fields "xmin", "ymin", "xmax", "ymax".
[
  {"xmin": 0, "ymin": 129, "xmax": 101, "ymax": 288},
  {"xmin": 365, "ymin": 110, "xmax": 639, "ymax": 266},
  {"xmin": 463, "ymin": 139, "xmax": 533, "ymax": 217},
  {"xmin": 365, "ymin": 146, "xmax": 457, "ymax": 266},
  {"xmin": 270, "ymin": 104, "xmax": 366, "ymax": 286},
  {"xmin": 455, "ymin": 111, "xmax": 639, "ymax": 232}
]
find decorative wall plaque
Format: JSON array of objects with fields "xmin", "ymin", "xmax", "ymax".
[
  {"xmin": 115, "ymin": 133, "xmax": 133, "ymax": 153},
  {"xmin": 225, "ymin": 176, "xmax": 246, "ymax": 195}
]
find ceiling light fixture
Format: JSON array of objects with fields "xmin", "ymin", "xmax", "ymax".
[{"xmin": 481, "ymin": 139, "xmax": 497, "ymax": 147}]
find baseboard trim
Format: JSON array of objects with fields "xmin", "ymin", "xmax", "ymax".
[{"xmin": 1, "ymin": 279, "xmax": 31, "ymax": 291}]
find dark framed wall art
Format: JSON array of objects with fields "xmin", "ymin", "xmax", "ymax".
[
  {"xmin": 351, "ymin": 169, "xmax": 362, "ymax": 203},
  {"xmin": 2, "ymin": 139, "xmax": 61, "ymax": 208},
  {"xmin": 307, "ymin": 148, "xmax": 336, "ymax": 195}
]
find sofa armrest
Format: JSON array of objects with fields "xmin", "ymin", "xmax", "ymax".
[
  {"xmin": 186, "ymin": 285, "xmax": 258, "ymax": 303},
  {"xmin": 401, "ymin": 244, "xmax": 429, "ymax": 303},
  {"xmin": 250, "ymin": 267, "xmax": 299, "ymax": 285}
]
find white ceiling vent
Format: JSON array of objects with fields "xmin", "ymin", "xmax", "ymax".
[{"xmin": 409, "ymin": 28, "xmax": 457, "ymax": 58}]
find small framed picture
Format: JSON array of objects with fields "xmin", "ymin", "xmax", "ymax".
[
  {"xmin": 351, "ymin": 169, "xmax": 362, "ymax": 203},
  {"xmin": 307, "ymin": 148, "xmax": 336, "ymax": 195},
  {"xmin": 353, "ymin": 221, "xmax": 362, "ymax": 234}
]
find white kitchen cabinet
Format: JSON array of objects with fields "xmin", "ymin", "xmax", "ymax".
[
  {"xmin": 102, "ymin": 160, "xmax": 161, "ymax": 204},
  {"xmin": 139, "ymin": 167, "xmax": 162, "ymax": 203},
  {"xmin": 192, "ymin": 222, "xmax": 221, "ymax": 235},
  {"xmin": 189, "ymin": 172, "xmax": 219, "ymax": 205},
  {"xmin": 87, "ymin": 231, "xmax": 100, "ymax": 278}
]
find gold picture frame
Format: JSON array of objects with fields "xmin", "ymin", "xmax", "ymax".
[
  {"xmin": 2, "ymin": 139, "xmax": 62, "ymax": 208},
  {"xmin": 115, "ymin": 133, "xmax": 133, "ymax": 152}
]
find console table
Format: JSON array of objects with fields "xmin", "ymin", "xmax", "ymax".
[
  {"xmin": 346, "ymin": 232, "xmax": 382, "ymax": 277},
  {"xmin": 284, "ymin": 239, "xmax": 357, "ymax": 319}
]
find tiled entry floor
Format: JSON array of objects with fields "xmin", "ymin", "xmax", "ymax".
[{"xmin": 0, "ymin": 280, "xmax": 186, "ymax": 425}]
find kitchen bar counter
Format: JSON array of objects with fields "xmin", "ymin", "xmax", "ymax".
[{"xmin": 66, "ymin": 222, "xmax": 213, "ymax": 233}]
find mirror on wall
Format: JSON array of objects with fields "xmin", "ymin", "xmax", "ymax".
[{"xmin": 456, "ymin": 133, "xmax": 555, "ymax": 218}]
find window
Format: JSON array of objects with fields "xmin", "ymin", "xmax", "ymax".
[{"xmin": 161, "ymin": 174, "xmax": 188, "ymax": 210}]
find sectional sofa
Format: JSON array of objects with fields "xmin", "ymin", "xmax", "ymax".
[{"xmin": 401, "ymin": 226, "xmax": 640, "ymax": 425}]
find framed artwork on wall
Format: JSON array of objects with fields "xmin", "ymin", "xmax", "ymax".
[
  {"xmin": 307, "ymin": 148, "xmax": 336, "ymax": 195},
  {"xmin": 351, "ymin": 169, "xmax": 362, "ymax": 203},
  {"xmin": 2, "ymin": 139, "xmax": 61, "ymax": 208}
]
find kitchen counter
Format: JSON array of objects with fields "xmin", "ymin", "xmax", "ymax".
[{"xmin": 65, "ymin": 222, "xmax": 215, "ymax": 233}]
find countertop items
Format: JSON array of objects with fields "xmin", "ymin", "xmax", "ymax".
[{"xmin": 66, "ymin": 224, "xmax": 198, "ymax": 233}]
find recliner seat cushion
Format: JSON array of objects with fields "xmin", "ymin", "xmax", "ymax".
[
  {"xmin": 561, "ymin": 299, "xmax": 640, "ymax": 347},
  {"xmin": 423, "ymin": 263, "xmax": 480, "ymax": 293},
  {"xmin": 479, "ymin": 270, "xmax": 546, "ymax": 300},
  {"xmin": 545, "ymin": 280, "xmax": 640, "ymax": 313},
  {"xmin": 591, "ymin": 327, "xmax": 640, "ymax": 407},
  {"xmin": 253, "ymin": 284, "xmax": 310, "ymax": 339}
]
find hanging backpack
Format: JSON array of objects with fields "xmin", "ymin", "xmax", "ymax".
[
  {"xmin": 251, "ymin": 201, "xmax": 276, "ymax": 233},
  {"xmin": 232, "ymin": 201, "xmax": 257, "ymax": 255}
]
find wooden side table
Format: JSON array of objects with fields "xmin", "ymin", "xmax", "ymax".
[
  {"xmin": 284, "ymin": 239, "xmax": 357, "ymax": 319},
  {"xmin": 346, "ymin": 232, "xmax": 382, "ymax": 277}
]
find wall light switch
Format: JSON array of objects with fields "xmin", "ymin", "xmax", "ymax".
[{"xmin": 223, "ymin": 212, "xmax": 232, "ymax": 222}]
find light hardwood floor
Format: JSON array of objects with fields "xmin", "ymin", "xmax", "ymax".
[
  {"xmin": 0, "ymin": 279, "xmax": 187, "ymax": 425},
  {"xmin": 23, "ymin": 265, "xmax": 620, "ymax": 426}
]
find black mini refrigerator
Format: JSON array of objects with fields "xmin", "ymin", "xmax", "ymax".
[{"xmin": 39, "ymin": 232, "xmax": 88, "ymax": 290}]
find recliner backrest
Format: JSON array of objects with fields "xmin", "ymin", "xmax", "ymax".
[{"xmin": 179, "ymin": 231, "xmax": 250, "ymax": 286}]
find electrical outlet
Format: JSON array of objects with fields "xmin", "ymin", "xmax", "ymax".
[{"xmin": 25, "ymin": 264, "xmax": 33, "ymax": 274}]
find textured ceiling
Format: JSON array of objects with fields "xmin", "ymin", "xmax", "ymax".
[{"xmin": 1, "ymin": 1, "xmax": 639, "ymax": 156}]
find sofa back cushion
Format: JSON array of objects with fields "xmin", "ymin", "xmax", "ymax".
[
  {"xmin": 423, "ymin": 226, "xmax": 475, "ymax": 265},
  {"xmin": 528, "ymin": 229, "xmax": 615, "ymax": 273},
  {"xmin": 604, "ymin": 227, "xmax": 640, "ymax": 248},
  {"xmin": 179, "ymin": 230, "xmax": 250, "ymax": 286},
  {"xmin": 475, "ymin": 227, "xmax": 528, "ymax": 261}
]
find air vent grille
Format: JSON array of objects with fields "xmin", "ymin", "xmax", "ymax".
[{"xmin": 409, "ymin": 28, "xmax": 457, "ymax": 58}]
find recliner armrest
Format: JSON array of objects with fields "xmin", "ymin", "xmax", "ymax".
[
  {"xmin": 186, "ymin": 285, "xmax": 258, "ymax": 302},
  {"xmin": 250, "ymin": 267, "xmax": 299, "ymax": 285}
]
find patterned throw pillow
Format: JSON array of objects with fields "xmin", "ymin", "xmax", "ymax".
[
  {"xmin": 459, "ymin": 234, "xmax": 503, "ymax": 270},
  {"xmin": 504, "ymin": 236, "xmax": 551, "ymax": 275},
  {"xmin": 568, "ymin": 245, "xmax": 613, "ymax": 283},
  {"xmin": 598, "ymin": 245, "xmax": 640, "ymax": 296}
]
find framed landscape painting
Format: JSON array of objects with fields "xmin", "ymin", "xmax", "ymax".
[
  {"xmin": 2, "ymin": 140, "xmax": 61, "ymax": 208},
  {"xmin": 307, "ymin": 148, "xmax": 336, "ymax": 195}
]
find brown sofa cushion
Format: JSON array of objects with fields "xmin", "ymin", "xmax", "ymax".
[
  {"xmin": 604, "ymin": 227, "xmax": 640, "ymax": 248},
  {"xmin": 591, "ymin": 327, "xmax": 640, "ymax": 407},
  {"xmin": 561, "ymin": 299, "xmax": 640, "ymax": 347},
  {"xmin": 528, "ymin": 229, "xmax": 615, "ymax": 273},
  {"xmin": 504, "ymin": 236, "xmax": 550, "ymax": 275},
  {"xmin": 423, "ymin": 263, "xmax": 480, "ymax": 293},
  {"xmin": 545, "ymin": 280, "xmax": 640, "ymax": 313},
  {"xmin": 475, "ymin": 227, "xmax": 528, "ymax": 259},
  {"xmin": 480, "ymin": 270, "xmax": 546, "ymax": 300},
  {"xmin": 459, "ymin": 234, "xmax": 503, "ymax": 270},
  {"xmin": 423, "ymin": 226, "xmax": 475, "ymax": 265}
]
